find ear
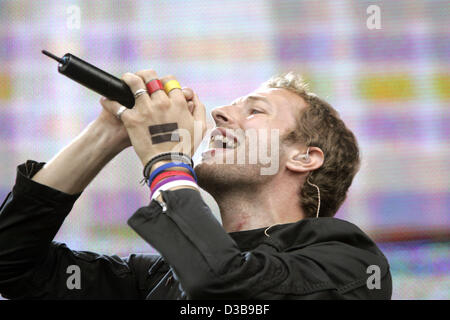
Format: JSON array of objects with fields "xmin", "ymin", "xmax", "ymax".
[{"xmin": 285, "ymin": 146, "xmax": 324, "ymax": 174}]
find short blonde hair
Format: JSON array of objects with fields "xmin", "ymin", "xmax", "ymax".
[{"xmin": 261, "ymin": 72, "xmax": 361, "ymax": 218}]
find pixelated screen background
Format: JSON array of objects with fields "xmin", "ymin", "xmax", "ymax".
[{"xmin": 0, "ymin": 0, "xmax": 448, "ymax": 299}]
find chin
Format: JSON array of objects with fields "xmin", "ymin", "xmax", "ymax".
[
  {"xmin": 195, "ymin": 161, "xmax": 235, "ymax": 192},
  {"xmin": 194, "ymin": 160, "xmax": 268, "ymax": 195}
]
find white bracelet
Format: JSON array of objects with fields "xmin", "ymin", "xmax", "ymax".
[{"xmin": 151, "ymin": 180, "xmax": 199, "ymax": 201}]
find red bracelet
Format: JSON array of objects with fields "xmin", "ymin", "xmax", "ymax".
[{"xmin": 150, "ymin": 170, "xmax": 194, "ymax": 191}]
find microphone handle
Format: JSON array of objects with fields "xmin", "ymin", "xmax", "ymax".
[{"xmin": 58, "ymin": 53, "xmax": 135, "ymax": 108}]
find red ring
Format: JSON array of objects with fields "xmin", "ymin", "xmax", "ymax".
[{"xmin": 146, "ymin": 79, "xmax": 164, "ymax": 95}]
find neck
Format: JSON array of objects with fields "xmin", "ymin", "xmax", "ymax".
[{"xmin": 210, "ymin": 173, "xmax": 305, "ymax": 233}]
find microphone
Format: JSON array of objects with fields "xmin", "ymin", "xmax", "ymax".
[{"xmin": 42, "ymin": 50, "xmax": 135, "ymax": 108}]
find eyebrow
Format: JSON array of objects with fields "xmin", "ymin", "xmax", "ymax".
[{"xmin": 231, "ymin": 95, "xmax": 272, "ymax": 107}]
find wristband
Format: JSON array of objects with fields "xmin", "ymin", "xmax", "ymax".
[
  {"xmin": 150, "ymin": 171, "xmax": 194, "ymax": 190},
  {"xmin": 150, "ymin": 176, "xmax": 196, "ymax": 198},
  {"xmin": 143, "ymin": 152, "xmax": 193, "ymax": 182},
  {"xmin": 149, "ymin": 162, "xmax": 197, "ymax": 186},
  {"xmin": 151, "ymin": 180, "xmax": 199, "ymax": 201}
]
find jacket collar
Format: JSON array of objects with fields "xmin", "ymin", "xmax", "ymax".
[
  {"xmin": 227, "ymin": 217, "xmax": 380, "ymax": 253},
  {"xmin": 228, "ymin": 221, "xmax": 295, "ymax": 252}
]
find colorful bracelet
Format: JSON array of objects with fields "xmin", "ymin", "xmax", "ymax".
[
  {"xmin": 150, "ymin": 170, "xmax": 194, "ymax": 190},
  {"xmin": 148, "ymin": 162, "xmax": 197, "ymax": 186},
  {"xmin": 143, "ymin": 152, "xmax": 193, "ymax": 183},
  {"xmin": 151, "ymin": 179, "xmax": 199, "ymax": 201},
  {"xmin": 150, "ymin": 176, "xmax": 196, "ymax": 198}
]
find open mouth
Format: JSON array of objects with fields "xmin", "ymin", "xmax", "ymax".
[
  {"xmin": 209, "ymin": 135, "xmax": 238, "ymax": 149},
  {"xmin": 208, "ymin": 128, "xmax": 240, "ymax": 150}
]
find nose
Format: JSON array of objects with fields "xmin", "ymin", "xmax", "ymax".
[{"xmin": 211, "ymin": 105, "xmax": 235, "ymax": 126}]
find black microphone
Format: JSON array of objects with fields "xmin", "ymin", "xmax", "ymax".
[{"xmin": 42, "ymin": 50, "xmax": 135, "ymax": 108}]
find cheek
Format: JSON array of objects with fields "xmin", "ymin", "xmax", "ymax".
[
  {"xmin": 245, "ymin": 114, "xmax": 256, "ymax": 120},
  {"xmin": 242, "ymin": 118, "xmax": 281, "ymax": 138},
  {"xmin": 242, "ymin": 127, "xmax": 281, "ymax": 154},
  {"xmin": 243, "ymin": 118, "xmax": 286, "ymax": 141},
  {"xmin": 242, "ymin": 117, "xmax": 271, "ymax": 130}
]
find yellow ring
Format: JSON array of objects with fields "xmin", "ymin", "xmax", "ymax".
[{"xmin": 164, "ymin": 80, "xmax": 182, "ymax": 93}]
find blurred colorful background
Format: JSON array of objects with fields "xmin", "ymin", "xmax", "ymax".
[{"xmin": 0, "ymin": 0, "xmax": 448, "ymax": 299}]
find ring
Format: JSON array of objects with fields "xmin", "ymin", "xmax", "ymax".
[
  {"xmin": 134, "ymin": 88, "xmax": 148, "ymax": 99},
  {"xmin": 163, "ymin": 80, "xmax": 182, "ymax": 93},
  {"xmin": 146, "ymin": 79, "xmax": 164, "ymax": 95},
  {"xmin": 116, "ymin": 106, "xmax": 128, "ymax": 121}
]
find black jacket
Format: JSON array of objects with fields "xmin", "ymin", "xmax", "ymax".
[{"xmin": 0, "ymin": 160, "xmax": 392, "ymax": 299}]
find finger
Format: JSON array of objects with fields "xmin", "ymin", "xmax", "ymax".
[
  {"xmin": 183, "ymin": 87, "xmax": 196, "ymax": 113},
  {"xmin": 189, "ymin": 93, "xmax": 206, "ymax": 149},
  {"xmin": 100, "ymin": 97, "xmax": 134, "ymax": 124},
  {"xmin": 182, "ymin": 87, "xmax": 194, "ymax": 101},
  {"xmin": 121, "ymin": 73, "xmax": 151, "ymax": 110},
  {"xmin": 192, "ymin": 93, "xmax": 206, "ymax": 124},
  {"xmin": 160, "ymin": 75, "xmax": 186, "ymax": 106},
  {"xmin": 135, "ymin": 69, "xmax": 168, "ymax": 105},
  {"xmin": 191, "ymin": 93, "xmax": 207, "ymax": 141},
  {"xmin": 187, "ymin": 101, "xmax": 195, "ymax": 114}
]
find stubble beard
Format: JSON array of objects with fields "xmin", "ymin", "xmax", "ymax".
[
  {"xmin": 195, "ymin": 142, "xmax": 281, "ymax": 197},
  {"xmin": 195, "ymin": 127, "xmax": 288, "ymax": 197},
  {"xmin": 195, "ymin": 161, "xmax": 270, "ymax": 197}
]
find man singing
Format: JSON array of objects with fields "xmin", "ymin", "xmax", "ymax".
[{"xmin": 0, "ymin": 71, "xmax": 392, "ymax": 299}]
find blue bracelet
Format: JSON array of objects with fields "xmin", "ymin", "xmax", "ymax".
[{"xmin": 148, "ymin": 162, "xmax": 197, "ymax": 187}]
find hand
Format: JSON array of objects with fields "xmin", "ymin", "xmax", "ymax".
[
  {"xmin": 100, "ymin": 70, "xmax": 207, "ymax": 166},
  {"xmin": 94, "ymin": 100, "xmax": 132, "ymax": 153},
  {"xmin": 96, "ymin": 86, "xmax": 199, "ymax": 154}
]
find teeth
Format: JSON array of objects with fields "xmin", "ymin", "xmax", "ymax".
[
  {"xmin": 210, "ymin": 135, "xmax": 237, "ymax": 149},
  {"xmin": 211, "ymin": 135, "xmax": 222, "ymax": 142}
]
